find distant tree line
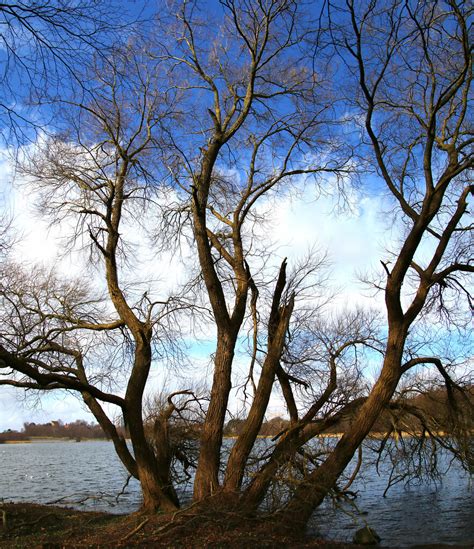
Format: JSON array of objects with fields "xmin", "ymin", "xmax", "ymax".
[
  {"xmin": 224, "ymin": 416, "xmax": 290, "ymax": 438},
  {"xmin": 23, "ymin": 419, "xmax": 108, "ymax": 439},
  {"xmin": 0, "ymin": 419, "xmax": 111, "ymax": 442},
  {"xmin": 223, "ymin": 386, "xmax": 474, "ymax": 438},
  {"xmin": 0, "ymin": 430, "xmax": 28, "ymax": 443}
]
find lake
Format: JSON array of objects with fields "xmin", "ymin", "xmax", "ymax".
[{"xmin": 1, "ymin": 440, "xmax": 473, "ymax": 546}]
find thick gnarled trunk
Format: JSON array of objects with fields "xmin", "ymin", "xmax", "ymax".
[
  {"xmin": 127, "ymin": 406, "xmax": 179, "ymax": 512},
  {"xmin": 125, "ymin": 340, "xmax": 179, "ymax": 512}
]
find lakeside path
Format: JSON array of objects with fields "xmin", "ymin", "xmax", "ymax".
[{"xmin": 0, "ymin": 502, "xmax": 473, "ymax": 548}]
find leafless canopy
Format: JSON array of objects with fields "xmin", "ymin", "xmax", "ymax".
[{"xmin": 0, "ymin": 0, "xmax": 127, "ymax": 144}]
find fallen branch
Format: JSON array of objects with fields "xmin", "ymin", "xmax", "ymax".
[{"xmin": 122, "ymin": 517, "xmax": 149, "ymax": 543}]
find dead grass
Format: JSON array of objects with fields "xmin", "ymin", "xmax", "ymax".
[
  {"xmin": 0, "ymin": 502, "xmax": 352, "ymax": 548},
  {"xmin": 1, "ymin": 502, "xmax": 472, "ymax": 548}
]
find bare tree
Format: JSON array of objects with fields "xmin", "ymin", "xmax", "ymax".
[
  {"xmin": 0, "ymin": 0, "xmax": 471, "ymax": 535},
  {"xmin": 276, "ymin": 0, "xmax": 473, "ymax": 527},
  {"xmin": 0, "ymin": 0, "xmax": 125, "ymax": 144},
  {"xmin": 161, "ymin": 0, "xmax": 350, "ymax": 501},
  {"xmin": 0, "ymin": 42, "xmax": 192, "ymax": 511},
  {"xmin": 1, "ymin": 0, "xmax": 349, "ymax": 514}
]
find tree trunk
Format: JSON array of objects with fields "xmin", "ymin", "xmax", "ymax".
[
  {"xmin": 242, "ymin": 397, "xmax": 367, "ymax": 510},
  {"xmin": 224, "ymin": 286, "xmax": 294, "ymax": 492},
  {"xmin": 127, "ymin": 408, "xmax": 179, "ymax": 512},
  {"xmin": 223, "ymin": 351, "xmax": 278, "ymax": 493},
  {"xmin": 193, "ymin": 329, "xmax": 236, "ymax": 500},
  {"xmin": 137, "ymin": 462, "xmax": 179, "ymax": 512},
  {"xmin": 125, "ymin": 339, "xmax": 179, "ymax": 512}
]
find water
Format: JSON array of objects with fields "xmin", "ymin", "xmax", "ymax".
[
  {"xmin": 1, "ymin": 440, "xmax": 473, "ymax": 546},
  {"xmin": 0, "ymin": 441, "xmax": 142, "ymax": 513},
  {"xmin": 310, "ymin": 456, "xmax": 474, "ymax": 546}
]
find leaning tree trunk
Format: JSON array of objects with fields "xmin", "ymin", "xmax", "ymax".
[
  {"xmin": 241, "ymin": 397, "xmax": 367, "ymax": 510},
  {"xmin": 224, "ymin": 262, "xmax": 294, "ymax": 493},
  {"xmin": 81, "ymin": 391, "xmax": 139, "ymax": 479},
  {"xmin": 279, "ymin": 340, "xmax": 405, "ymax": 528}
]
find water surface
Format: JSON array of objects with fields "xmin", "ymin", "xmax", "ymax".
[{"xmin": 1, "ymin": 440, "xmax": 472, "ymax": 546}]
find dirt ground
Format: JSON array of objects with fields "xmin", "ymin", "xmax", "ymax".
[
  {"xmin": 0, "ymin": 502, "xmax": 353, "ymax": 548},
  {"xmin": 0, "ymin": 502, "xmax": 472, "ymax": 548}
]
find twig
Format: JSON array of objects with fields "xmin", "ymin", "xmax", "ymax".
[
  {"xmin": 342, "ymin": 445, "xmax": 363, "ymax": 492},
  {"xmin": 121, "ymin": 517, "xmax": 149, "ymax": 542},
  {"xmin": 47, "ymin": 491, "xmax": 118, "ymax": 507},
  {"xmin": 116, "ymin": 474, "xmax": 132, "ymax": 503},
  {"xmin": 154, "ymin": 499, "xmax": 202, "ymax": 535}
]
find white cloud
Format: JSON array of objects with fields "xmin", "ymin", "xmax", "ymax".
[
  {"xmin": 0, "ymin": 388, "xmax": 30, "ymax": 431},
  {"xmin": 1, "ymin": 155, "xmax": 62, "ymax": 265},
  {"xmin": 258, "ymin": 178, "xmax": 397, "ymax": 310}
]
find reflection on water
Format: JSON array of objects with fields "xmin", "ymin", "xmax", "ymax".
[{"xmin": 1, "ymin": 440, "xmax": 472, "ymax": 546}]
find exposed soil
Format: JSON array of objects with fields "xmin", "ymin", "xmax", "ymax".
[{"xmin": 0, "ymin": 502, "xmax": 472, "ymax": 548}]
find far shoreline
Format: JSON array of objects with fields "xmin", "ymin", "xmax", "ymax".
[
  {"xmin": 1, "ymin": 430, "xmax": 466, "ymax": 444},
  {"xmin": 0, "ymin": 436, "xmax": 113, "ymax": 444}
]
